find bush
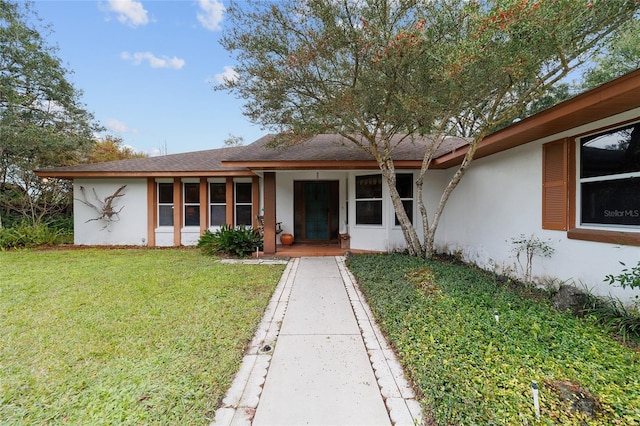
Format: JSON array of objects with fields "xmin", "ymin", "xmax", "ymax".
[
  {"xmin": 583, "ymin": 293, "xmax": 640, "ymax": 342},
  {"xmin": 0, "ymin": 222, "xmax": 67, "ymax": 249},
  {"xmin": 197, "ymin": 224, "xmax": 263, "ymax": 257}
]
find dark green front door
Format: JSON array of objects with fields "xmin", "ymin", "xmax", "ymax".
[{"xmin": 294, "ymin": 181, "xmax": 339, "ymax": 242}]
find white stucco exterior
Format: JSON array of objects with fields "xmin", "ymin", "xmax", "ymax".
[
  {"xmin": 63, "ymin": 104, "xmax": 639, "ymax": 304},
  {"xmin": 73, "ymin": 179, "xmax": 148, "ymax": 246},
  {"xmin": 428, "ymin": 108, "xmax": 640, "ymax": 301}
]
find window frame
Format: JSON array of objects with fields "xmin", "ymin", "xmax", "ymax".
[
  {"xmin": 394, "ymin": 173, "xmax": 414, "ymax": 227},
  {"xmin": 209, "ymin": 182, "xmax": 226, "ymax": 227},
  {"xmin": 576, "ymin": 122, "xmax": 640, "ymax": 230},
  {"xmin": 355, "ymin": 174, "xmax": 383, "ymax": 226},
  {"xmin": 234, "ymin": 181, "xmax": 253, "ymax": 226},
  {"xmin": 542, "ymin": 120, "xmax": 640, "ymax": 246},
  {"xmin": 183, "ymin": 182, "xmax": 200, "ymax": 227},
  {"xmin": 157, "ymin": 182, "xmax": 174, "ymax": 227}
]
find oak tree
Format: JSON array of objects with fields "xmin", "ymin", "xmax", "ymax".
[
  {"xmin": 220, "ymin": 0, "xmax": 639, "ymax": 257},
  {"xmin": 0, "ymin": 0, "xmax": 99, "ymax": 225}
]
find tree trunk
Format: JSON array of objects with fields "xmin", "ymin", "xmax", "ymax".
[
  {"xmin": 379, "ymin": 162, "xmax": 423, "ymax": 256},
  {"xmin": 422, "ymin": 136, "xmax": 483, "ymax": 258}
]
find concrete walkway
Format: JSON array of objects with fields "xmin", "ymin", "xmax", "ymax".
[{"xmin": 212, "ymin": 257, "xmax": 422, "ymax": 426}]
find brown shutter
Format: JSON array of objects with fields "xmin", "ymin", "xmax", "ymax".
[{"xmin": 542, "ymin": 139, "xmax": 568, "ymax": 230}]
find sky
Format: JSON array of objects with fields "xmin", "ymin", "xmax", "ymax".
[{"xmin": 30, "ymin": 0, "xmax": 264, "ymax": 156}]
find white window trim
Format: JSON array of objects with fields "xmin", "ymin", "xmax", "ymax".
[
  {"xmin": 354, "ymin": 173, "xmax": 384, "ymax": 227},
  {"xmin": 234, "ymin": 181, "xmax": 252, "ymax": 226},
  {"xmin": 157, "ymin": 182, "xmax": 174, "ymax": 228},
  {"xmin": 576, "ymin": 124, "xmax": 640, "ymax": 232},
  {"xmin": 183, "ymin": 182, "xmax": 200, "ymax": 228},
  {"xmin": 209, "ymin": 182, "xmax": 226, "ymax": 227}
]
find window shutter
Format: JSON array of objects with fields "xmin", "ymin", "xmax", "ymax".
[{"xmin": 542, "ymin": 139, "xmax": 568, "ymax": 230}]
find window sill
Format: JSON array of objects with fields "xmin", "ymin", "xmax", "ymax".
[{"xmin": 567, "ymin": 228, "xmax": 640, "ymax": 246}]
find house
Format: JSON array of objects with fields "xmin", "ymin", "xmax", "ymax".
[{"xmin": 36, "ymin": 69, "xmax": 640, "ymax": 301}]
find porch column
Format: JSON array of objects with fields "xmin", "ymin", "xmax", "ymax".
[
  {"xmin": 146, "ymin": 178, "xmax": 156, "ymax": 247},
  {"xmin": 199, "ymin": 177, "xmax": 208, "ymax": 235},
  {"xmin": 173, "ymin": 181, "xmax": 182, "ymax": 246},
  {"xmin": 225, "ymin": 177, "xmax": 234, "ymax": 226},
  {"xmin": 263, "ymin": 172, "xmax": 276, "ymax": 255}
]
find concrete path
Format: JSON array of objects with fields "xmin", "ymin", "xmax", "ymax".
[{"xmin": 212, "ymin": 257, "xmax": 422, "ymax": 426}]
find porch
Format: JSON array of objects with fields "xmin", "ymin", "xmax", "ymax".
[{"xmin": 257, "ymin": 243, "xmax": 381, "ymax": 258}]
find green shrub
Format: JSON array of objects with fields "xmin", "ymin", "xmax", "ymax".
[
  {"xmin": 606, "ymin": 261, "xmax": 640, "ymax": 290},
  {"xmin": 0, "ymin": 222, "xmax": 66, "ymax": 249},
  {"xmin": 197, "ymin": 224, "xmax": 263, "ymax": 257},
  {"xmin": 583, "ymin": 292, "xmax": 640, "ymax": 342}
]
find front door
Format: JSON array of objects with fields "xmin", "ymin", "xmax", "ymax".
[{"xmin": 294, "ymin": 181, "xmax": 339, "ymax": 242}]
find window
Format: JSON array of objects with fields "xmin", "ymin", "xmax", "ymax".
[
  {"xmin": 209, "ymin": 182, "xmax": 226, "ymax": 226},
  {"xmin": 579, "ymin": 122, "xmax": 640, "ymax": 227},
  {"xmin": 158, "ymin": 182, "xmax": 174, "ymax": 226},
  {"xmin": 184, "ymin": 182, "xmax": 200, "ymax": 227},
  {"xmin": 394, "ymin": 174, "xmax": 414, "ymax": 226},
  {"xmin": 356, "ymin": 174, "xmax": 383, "ymax": 225},
  {"xmin": 542, "ymin": 123, "xmax": 640, "ymax": 246},
  {"xmin": 235, "ymin": 182, "xmax": 252, "ymax": 226}
]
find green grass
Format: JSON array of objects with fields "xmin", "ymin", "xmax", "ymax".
[
  {"xmin": 0, "ymin": 248, "xmax": 285, "ymax": 425},
  {"xmin": 346, "ymin": 253, "xmax": 640, "ymax": 425}
]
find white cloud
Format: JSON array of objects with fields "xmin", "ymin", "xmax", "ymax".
[
  {"xmin": 105, "ymin": 118, "xmax": 138, "ymax": 134},
  {"xmin": 106, "ymin": 0, "xmax": 149, "ymax": 27},
  {"xmin": 121, "ymin": 51, "xmax": 185, "ymax": 69},
  {"xmin": 197, "ymin": 0, "xmax": 225, "ymax": 31},
  {"xmin": 214, "ymin": 66, "xmax": 238, "ymax": 84}
]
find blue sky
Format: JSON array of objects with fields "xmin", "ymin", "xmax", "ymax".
[{"xmin": 31, "ymin": 0, "xmax": 264, "ymax": 155}]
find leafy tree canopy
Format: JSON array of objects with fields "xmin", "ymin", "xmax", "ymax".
[
  {"xmin": 85, "ymin": 135, "xmax": 147, "ymax": 163},
  {"xmin": 0, "ymin": 0, "xmax": 100, "ymax": 224},
  {"xmin": 221, "ymin": 0, "xmax": 638, "ymax": 257},
  {"xmin": 582, "ymin": 17, "xmax": 640, "ymax": 89}
]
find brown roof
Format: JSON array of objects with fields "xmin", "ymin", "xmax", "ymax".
[
  {"xmin": 35, "ymin": 146, "xmax": 253, "ymax": 179},
  {"xmin": 222, "ymin": 133, "xmax": 469, "ymax": 170}
]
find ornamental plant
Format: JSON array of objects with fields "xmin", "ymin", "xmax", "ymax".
[
  {"xmin": 606, "ymin": 261, "xmax": 640, "ymax": 290},
  {"xmin": 197, "ymin": 224, "xmax": 263, "ymax": 257}
]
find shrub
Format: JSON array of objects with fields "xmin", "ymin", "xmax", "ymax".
[
  {"xmin": 197, "ymin": 224, "xmax": 263, "ymax": 257},
  {"xmin": 0, "ymin": 222, "xmax": 67, "ymax": 249},
  {"xmin": 606, "ymin": 261, "xmax": 640, "ymax": 290},
  {"xmin": 583, "ymin": 292, "xmax": 640, "ymax": 342}
]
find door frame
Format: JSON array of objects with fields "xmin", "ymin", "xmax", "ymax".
[{"xmin": 293, "ymin": 180, "xmax": 340, "ymax": 242}]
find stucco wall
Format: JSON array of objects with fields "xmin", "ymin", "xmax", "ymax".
[
  {"xmin": 428, "ymin": 108, "xmax": 640, "ymax": 302},
  {"xmin": 73, "ymin": 179, "xmax": 148, "ymax": 246}
]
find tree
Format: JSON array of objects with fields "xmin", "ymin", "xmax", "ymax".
[
  {"xmin": 85, "ymin": 135, "xmax": 147, "ymax": 163},
  {"xmin": 582, "ymin": 17, "xmax": 640, "ymax": 89},
  {"xmin": 0, "ymin": 0, "xmax": 99, "ymax": 225},
  {"xmin": 220, "ymin": 0, "xmax": 638, "ymax": 258},
  {"xmin": 223, "ymin": 133, "xmax": 244, "ymax": 147}
]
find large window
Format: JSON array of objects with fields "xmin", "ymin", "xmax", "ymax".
[
  {"xmin": 235, "ymin": 182, "xmax": 252, "ymax": 226},
  {"xmin": 209, "ymin": 182, "xmax": 226, "ymax": 226},
  {"xmin": 394, "ymin": 174, "xmax": 414, "ymax": 226},
  {"xmin": 579, "ymin": 122, "xmax": 640, "ymax": 227},
  {"xmin": 184, "ymin": 182, "xmax": 200, "ymax": 227},
  {"xmin": 356, "ymin": 174, "xmax": 383, "ymax": 225},
  {"xmin": 158, "ymin": 182, "xmax": 174, "ymax": 226}
]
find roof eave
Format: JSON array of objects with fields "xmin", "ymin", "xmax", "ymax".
[
  {"xmin": 432, "ymin": 68, "xmax": 640, "ymax": 169},
  {"xmin": 34, "ymin": 170, "xmax": 257, "ymax": 180},
  {"xmin": 222, "ymin": 160, "xmax": 423, "ymax": 170}
]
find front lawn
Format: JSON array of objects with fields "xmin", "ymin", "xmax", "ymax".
[
  {"xmin": 0, "ymin": 248, "xmax": 285, "ymax": 425},
  {"xmin": 347, "ymin": 253, "xmax": 640, "ymax": 425}
]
